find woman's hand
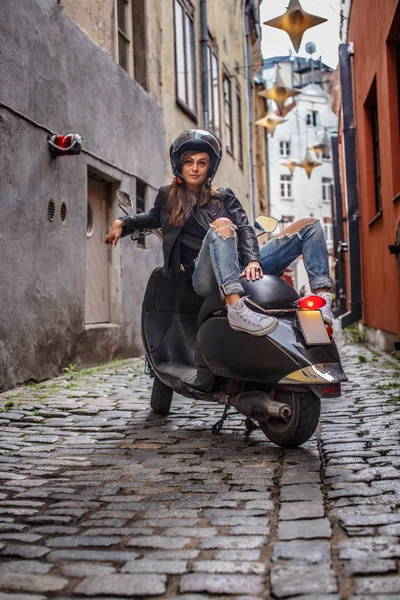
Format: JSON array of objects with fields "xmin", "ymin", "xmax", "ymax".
[
  {"xmin": 240, "ymin": 261, "xmax": 264, "ymax": 281},
  {"xmin": 104, "ymin": 219, "xmax": 124, "ymax": 247}
]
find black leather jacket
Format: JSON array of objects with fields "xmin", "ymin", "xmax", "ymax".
[{"xmin": 120, "ymin": 185, "xmax": 260, "ymax": 279}]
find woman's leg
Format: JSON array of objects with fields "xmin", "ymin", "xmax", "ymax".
[
  {"xmin": 193, "ymin": 218, "xmax": 277, "ymax": 335},
  {"xmin": 192, "ymin": 218, "xmax": 243, "ymax": 299},
  {"xmin": 260, "ymin": 218, "xmax": 332, "ymax": 322}
]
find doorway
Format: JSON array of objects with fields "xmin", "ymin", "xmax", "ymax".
[{"xmin": 85, "ymin": 176, "xmax": 110, "ymax": 324}]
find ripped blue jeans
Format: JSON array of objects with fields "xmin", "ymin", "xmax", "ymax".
[
  {"xmin": 260, "ymin": 219, "xmax": 331, "ymax": 291},
  {"xmin": 192, "ymin": 221, "xmax": 244, "ymax": 299},
  {"xmin": 192, "ymin": 218, "xmax": 331, "ymax": 299}
]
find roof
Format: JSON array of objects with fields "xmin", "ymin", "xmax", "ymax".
[{"xmin": 263, "ymin": 55, "xmax": 333, "ymax": 72}]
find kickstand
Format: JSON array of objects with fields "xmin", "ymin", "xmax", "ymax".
[
  {"xmin": 211, "ymin": 404, "xmax": 230, "ymax": 435},
  {"xmin": 244, "ymin": 417, "xmax": 259, "ymax": 434}
]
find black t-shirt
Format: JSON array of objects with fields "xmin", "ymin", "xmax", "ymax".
[{"xmin": 180, "ymin": 212, "xmax": 207, "ymax": 268}]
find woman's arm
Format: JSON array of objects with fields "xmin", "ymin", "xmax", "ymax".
[
  {"xmin": 224, "ymin": 188, "xmax": 261, "ymax": 266},
  {"xmin": 119, "ymin": 186, "xmax": 166, "ymax": 237},
  {"xmin": 105, "ymin": 186, "xmax": 167, "ymax": 247}
]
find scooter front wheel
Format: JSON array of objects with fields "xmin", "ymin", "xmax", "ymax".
[
  {"xmin": 150, "ymin": 375, "xmax": 173, "ymax": 415},
  {"xmin": 258, "ymin": 390, "xmax": 320, "ymax": 448}
]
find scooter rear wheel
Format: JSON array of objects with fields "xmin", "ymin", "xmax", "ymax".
[
  {"xmin": 258, "ymin": 390, "xmax": 320, "ymax": 448},
  {"xmin": 150, "ymin": 375, "xmax": 173, "ymax": 415}
]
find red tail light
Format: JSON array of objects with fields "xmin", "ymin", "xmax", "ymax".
[
  {"xmin": 322, "ymin": 384, "xmax": 341, "ymax": 398},
  {"xmin": 326, "ymin": 324, "xmax": 334, "ymax": 338},
  {"xmin": 297, "ymin": 295, "xmax": 326, "ymax": 310}
]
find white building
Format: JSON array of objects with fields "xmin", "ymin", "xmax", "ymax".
[{"xmin": 262, "ymin": 57, "xmax": 338, "ymax": 294}]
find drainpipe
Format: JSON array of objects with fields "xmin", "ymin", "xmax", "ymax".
[
  {"xmin": 200, "ymin": 0, "xmax": 209, "ymax": 131},
  {"xmin": 244, "ymin": 1, "xmax": 255, "ymax": 224},
  {"xmin": 338, "ymin": 42, "xmax": 362, "ymax": 328},
  {"xmin": 265, "ymin": 128, "xmax": 271, "ymax": 216},
  {"xmin": 331, "ymin": 135, "xmax": 347, "ymax": 317}
]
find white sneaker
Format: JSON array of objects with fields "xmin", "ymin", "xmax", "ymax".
[
  {"xmin": 316, "ymin": 291, "xmax": 333, "ymax": 325},
  {"xmin": 227, "ymin": 298, "xmax": 278, "ymax": 336}
]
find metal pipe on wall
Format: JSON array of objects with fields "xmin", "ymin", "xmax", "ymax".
[
  {"xmin": 200, "ymin": 0, "xmax": 209, "ymax": 131},
  {"xmin": 244, "ymin": 0, "xmax": 255, "ymax": 224},
  {"xmin": 338, "ymin": 42, "xmax": 362, "ymax": 328},
  {"xmin": 331, "ymin": 135, "xmax": 347, "ymax": 317}
]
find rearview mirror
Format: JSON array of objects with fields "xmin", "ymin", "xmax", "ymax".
[
  {"xmin": 254, "ymin": 215, "xmax": 279, "ymax": 234},
  {"xmin": 116, "ymin": 190, "xmax": 133, "ymax": 208}
]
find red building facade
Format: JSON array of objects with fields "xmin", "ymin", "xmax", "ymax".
[{"xmin": 335, "ymin": 0, "xmax": 400, "ymax": 351}]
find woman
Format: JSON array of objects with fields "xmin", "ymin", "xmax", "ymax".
[{"xmin": 104, "ymin": 129, "xmax": 278, "ymax": 336}]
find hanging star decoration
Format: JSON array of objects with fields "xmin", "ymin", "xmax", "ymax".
[
  {"xmin": 310, "ymin": 140, "xmax": 323, "ymax": 159},
  {"xmin": 255, "ymin": 112, "xmax": 287, "ymax": 137},
  {"xmin": 298, "ymin": 148, "xmax": 322, "ymax": 178},
  {"xmin": 282, "ymin": 158, "xmax": 298, "ymax": 174},
  {"xmin": 263, "ymin": 0, "xmax": 327, "ymax": 53},
  {"xmin": 258, "ymin": 69, "xmax": 300, "ymax": 114},
  {"xmin": 311, "ymin": 130, "xmax": 331, "ymax": 159}
]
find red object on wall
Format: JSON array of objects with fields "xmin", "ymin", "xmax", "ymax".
[{"xmin": 48, "ymin": 133, "xmax": 82, "ymax": 157}]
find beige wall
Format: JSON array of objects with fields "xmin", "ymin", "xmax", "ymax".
[
  {"xmin": 60, "ymin": 0, "xmax": 115, "ymax": 55},
  {"xmin": 58, "ymin": 0, "xmax": 268, "ymax": 216}
]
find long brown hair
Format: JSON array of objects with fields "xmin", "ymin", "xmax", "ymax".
[{"xmin": 167, "ymin": 151, "xmax": 220, "ymax": 226}]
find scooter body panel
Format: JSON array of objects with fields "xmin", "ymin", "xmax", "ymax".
[
  {"xmin": 142, "ymin": 267, "xmax": 346, "ymax": 398},
  {"xmin": 197, "ymin": 313, "xmax": 342, "ymax": 383}
]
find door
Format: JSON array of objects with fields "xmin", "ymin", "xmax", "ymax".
[{"xmin": 85, "ymin": 177, "xmax": 110, "ymax": 324}]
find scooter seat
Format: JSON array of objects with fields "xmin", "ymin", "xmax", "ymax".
[{"xmin": 198, "ymin": 275, "xmax": 299, "ymax": 326}]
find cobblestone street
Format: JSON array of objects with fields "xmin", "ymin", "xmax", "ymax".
[{"xmin": 0, "ymin": 332, "xmax": 399, "ymax": 600}]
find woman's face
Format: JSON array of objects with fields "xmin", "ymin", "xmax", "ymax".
[{"xmin": 181, "ymin": 152, "xmax": 210, "ymax": 191}]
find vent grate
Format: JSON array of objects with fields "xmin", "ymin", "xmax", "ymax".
[
  {"xmin": 47, "ymin": 199, "xmax": 56, "ymax": 222},
  {"xmin": 60, "ymin": 201, "xmax": 67, "ymax": 222}
]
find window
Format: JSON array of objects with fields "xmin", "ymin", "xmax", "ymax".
[
  {"xmin": 237, "ymin": 87, "xmax": 243, "ymax": 167},
  {"xmin": 322, "ymin": 177, "xmax": 333, "ymax": 202},
  {"xmin": 365, "ymin": 80, "xmax": 382, "ymax": 217},
  {"xmin": 322, "ymin": 147, "xmax": 331, "ymax": 160},
  {"xmin": 208, "ymin": 40, "xmax": 221, "ymax": 139},
  {"xmin": 223, "ymin": 72, "xmax": 233, "ymax": 154},
  {"xmin": 323, "ymin": 217, "xmax": 333, "ymax": 243},
  {"xmin": 370, "ymin": 103, "xmax": 382, "ymax": 215},
  {"xmin": 116, "ymin": 0, "xmax": 133, "ymax": 75},
  {"xmin": 174, "ymin": 0, "xmax": 197, "ymax": 117},
  {"xmin": 279, "ymin": 141, "xmax": 291, "ymax": 157},
  {"xmin": 280, "ymin": 174, "xmax": 293, "ymax": 199},
  {"xmin": 306, "ymin": 110, "xmax": 319, "ymax": 126},
  {"xmin": 136, "ymin": 179, "xmax": 146, "ymax": 249}
]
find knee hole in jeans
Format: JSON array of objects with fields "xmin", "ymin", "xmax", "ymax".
[{"xmin": 210, "ymin": 217, "xmax": 235, "ymax": 240}]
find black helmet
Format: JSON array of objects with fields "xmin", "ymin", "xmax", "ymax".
[{"xmin": 170, "ymin": 129, "xmax": 222, "ymax": 186}]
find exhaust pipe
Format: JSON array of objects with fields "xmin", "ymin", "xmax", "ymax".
[{"xmin": 229, "ymin": 391, "xmax": 291, "ymax": 420}]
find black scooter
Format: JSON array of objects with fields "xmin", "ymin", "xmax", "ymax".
[{"xmin": 117, "ymin": 192, "xmax": 347, "ymax": 448}]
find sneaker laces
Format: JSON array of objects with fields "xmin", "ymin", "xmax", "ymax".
[{"xmin": 236, "ymin": 302, "xmax": 272, "ymax": 326}]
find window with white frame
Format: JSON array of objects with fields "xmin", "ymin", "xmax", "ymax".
[
  {"xmin": 280, "ymin": 174, "xmax": 293, "ymax": 199},
  {"xmin": 116, "ymin": 0, "xmax": 133, "ymax": 75},
  {"xmin": 322, "ymin": 177, "xmax": 333, "ymax": 202},
  {"xmin": 323, "ymin": 217, "xmax": 333, "ymax": 242},
  {"xmin": 207, "ymin": 40, "xmax": 221, "ymax": 139},
  {"xmin": 279, "ymin": 141, "xmax": 291, "ymax": 157},
  {"xmin": 306, "ymin": 110, "xmax": 319, "ymax": 126},
  {"xmin": 174, "ymin": 0, "xmax": 197, "ymax": 116},
  {"xmin": 223, "ymin": 71, "xmax": 233, "ymax": 154}
]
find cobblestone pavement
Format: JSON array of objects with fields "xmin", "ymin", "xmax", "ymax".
[{"xmin": 0, "ymin": 331, "xmax": 399, "ymax": 600}]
